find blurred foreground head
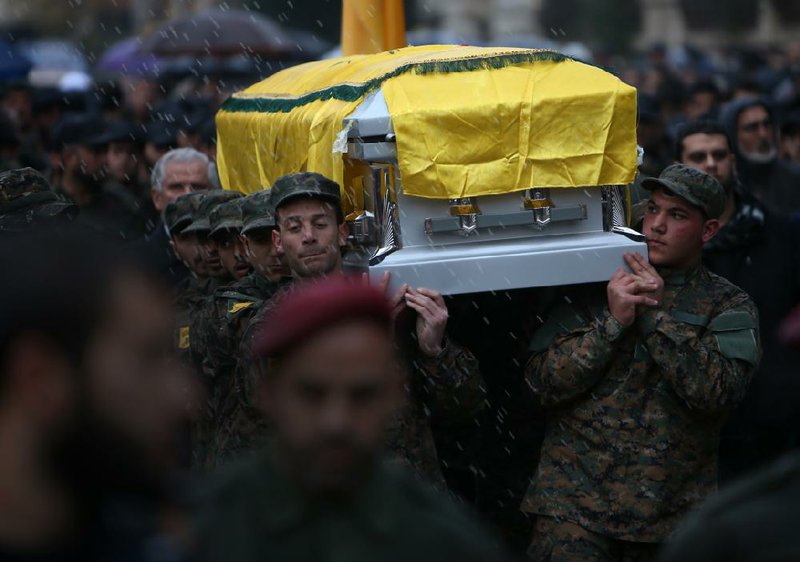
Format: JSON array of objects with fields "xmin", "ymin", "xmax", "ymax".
[
  {"xmin": 0, "ymin": 230, "xmax": 196, "ymax": 547},
  {"xmin": 254, "ymin": 277, "xmax": 402, "ymax": 498}
]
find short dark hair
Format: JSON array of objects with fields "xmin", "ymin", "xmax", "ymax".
[{"xmin": 674, "ymin": 120, "xmax": 732, "ymax": 162}]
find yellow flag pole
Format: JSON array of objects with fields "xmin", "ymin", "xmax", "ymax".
[{"xmin": 341, "ymin": 0, "xmax": 405, "ymax": 56}]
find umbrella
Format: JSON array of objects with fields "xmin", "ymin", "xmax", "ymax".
[
  {"xmin": 140, "ymin": 8, "xmax": 296, "ymax": 57},
  {"xmin": 97, "ymin": 37, "xmax": 161, "ymax": 76},
  {"xmin": 0, "ymin": 40, "xmax": 32, "ymax": 80}
]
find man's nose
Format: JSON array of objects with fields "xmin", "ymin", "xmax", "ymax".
[
  {"xmin": 301, "ymin": 224, "xmax": 316, "ymax": 243},
  {"xmin": 650, "ymin": 212, "xmax": 667, "ymax": 232}
]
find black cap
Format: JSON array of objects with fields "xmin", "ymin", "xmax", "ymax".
[
  {"xmin": 93, "ymin": 121, "xmax": 143, "ymax": 146},
  {"xmin": 144, "ymin": 120, "xmax": 178, "ymax": 149},
  {"xmin": 52, "ymin": 114, "xmax": 108, "ymax": 149},
  {"xmin": 270, "ymin": 172, "xmax": 341, "ymax": 211}
]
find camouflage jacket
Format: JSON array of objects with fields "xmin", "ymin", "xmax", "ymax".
[
  {"xmin": 189, "ymin": 273, "xmax": 282, "ymax": 471},
  {"xmin": 174, "ymin": 276, "xmax": 219, "ymax": 359},
  {"xmin": 235, "ymin": 283, "xmax": 487, "ymax": 486},
  {"xmin": 521, "ymin": 265, "xmax": 761, "ymax": 542}
]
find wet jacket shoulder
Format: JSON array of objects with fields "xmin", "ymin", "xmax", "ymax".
[
  {"xmin": 195, "ymin": 452, "xmax": 508, "ymax": 562},
  {"xmin": 662, "ymin": 451, "xmax": 800, "ymax": 562}
]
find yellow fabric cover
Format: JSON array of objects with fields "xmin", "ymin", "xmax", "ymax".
[{"xmin": 215, "ymin": 45, "xmax": 637, "ymax": 199}]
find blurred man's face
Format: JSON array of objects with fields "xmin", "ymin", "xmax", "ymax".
[
  {"xmin": 49, "ymin": 271, "xmax": 197, "ymax": 496},
  {"xmin": 151, "ymin": 159, "xmax": 209, "ymax": 213},
  {"xmin": 64, "ymin": 144, "xmax": 107, "ymax": 186},
  {"xmin": 273, "ymin": 198, "xmax": 347, "ymax": 279},
  {"xmin": 213, "ymin": 230, "xmax": 251, "ymax": 280},
  {"xmin": 106, "ymin": 142, "xmax": 139, "ymax": 183},
  {"xmin": 198, "ymin": 232, "xmax": 227, "ymax": 278},
  {"xmin": 244, "ymin": 229, "xmax": 290, "ymax": 282},
  {"xmin": 262, "ymin": 319, "xmax": 399, "ymax": 497},
  {"xmin": 737, "ymin": 105, "xmax": 776, "ymax": 163},
  {"xmin": 780, "ymin": 131, "xmax": 800, "ymax": 163},
  {"xmin": 644, "ymin": 189, "xmax": 719, "ymax": 268},
  {"xmin": 171, "ymin": 231, "xmax": 208, "ymax": 277},
  {"xmin": 3, "ymin": 88, "xmax": 33, "ymax": 128},
  {"xmin": 685, "ymin": 91, "xmax": 717, "ymax": 121},
  {"xmin": 680, "ymin": 133, "xmax": 735, "ymax": 188}
]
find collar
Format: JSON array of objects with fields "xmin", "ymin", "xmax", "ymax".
[
  {"xmin": 656, "ymin": 263, "xmax": 703, "ymax": 287},
  {"xmin": 253, "ymin": 450, "xmax": 398, "ymax": 539}
]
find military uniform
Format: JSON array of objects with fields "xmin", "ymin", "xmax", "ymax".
[
  {"xmin": 196, "ymin": 449, "xmax": 506, "ymax": 562},
  {"xmin": 523, "ymin": 165, "xmax": 761, "ymax": 559},
  {"xmin": 0, "ymin": 167, "xmax": 77, "ymax": 232}
]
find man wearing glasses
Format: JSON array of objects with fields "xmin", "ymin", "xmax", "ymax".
[
  {"xmin": 721, "ymin": 98, "xmax": 800, "ymax": 219},
  {"xmin": 676, "ymin": 119, "xmax": 800, "ymax": 482}
]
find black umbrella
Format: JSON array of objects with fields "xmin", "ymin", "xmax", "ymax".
[{"xmin": 141, "ymin": 8, "xmax": 297, "ymax": 57}]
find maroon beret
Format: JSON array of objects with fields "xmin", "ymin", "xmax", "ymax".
[{"xmin": 254, "ymin": 276, "xmax": 392, "ymax": 358}]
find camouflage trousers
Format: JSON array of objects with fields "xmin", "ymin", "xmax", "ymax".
[{"xmin": 527, "ymin": 516, "xmax": 662, "ymax": 562}]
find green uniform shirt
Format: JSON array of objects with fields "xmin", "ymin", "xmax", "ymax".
[
  {"xmin": 196, "ymin": 450, "xmax": 506, "ymax": 562},
  {"xmin": 522, "ymin": 265, "xmax": 761, "ymax": 542}
]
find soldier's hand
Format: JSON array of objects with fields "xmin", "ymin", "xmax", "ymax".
[
  {"xmin": 389, "ymin": 282, "xmax": 410, "ymax": 321},
  {"xmin": 624, "ymin": 252, "xmax": 665, "ymax": 308},
  {"xmin": 607, "ymin": 268, "xmax": 659, "ymax": 327},
  {"xmin": 405, "ymin": 287, "xmax": 448, "ymax": 357}
]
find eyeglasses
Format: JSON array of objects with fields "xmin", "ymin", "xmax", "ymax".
[
  {"xmin": 685, "ymin": 149, "xmax": 731, "ymax": 164},
  {"xmin": 740, "ymin": 119, "xmax": 773, "ymax": 133}
]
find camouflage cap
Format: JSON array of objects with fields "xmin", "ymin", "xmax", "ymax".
[
  {"xmin": 641, "ymin": 163, "xmax": 726, "ymax": 219},
  {"xmin": 209, "ymin": 197, "xmax": 245, "ymax": 238},
  {"xmin": 269, "ymin": 172, "xmax": 341, "ymax": 212},
  {"xmin": 0, "ymin": 168, "xmax": 78, "ymax": 231},
  {"xmin": 240, "ymin": 190, "xmax": 276, "ymax": 235},
  {"xmin": 183, "ymin": 190, "xmax": 243, "ymax": 234},
  {"xmin": 164, "ymin": 191, "xmax": 206, "ymax": 236}
]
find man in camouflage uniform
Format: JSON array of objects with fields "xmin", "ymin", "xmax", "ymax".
[
  {"xmin": 190, "ymin": 190, "xmax": 291, "ymax": 469},
  {"xmin": 235, "ymin": 173, "xmax": 485, "ymax": 485},
  {"xmin": 182, "ymin": 190, "xmax": 245, "ymax": 468},
  {"xmin": 163, "ymin": 191, "xmax": 208, "ymax": 359},
  {"xmin": 0, "ymin": 167, "xmax": 77, "ymax": 233},
  {"xmin": 522, "ymin": 164, "xmax": 761, "ymax": 560},
  {"xmin": 208, "ymin": 198, "xmax": 251, "ymax": 281}
]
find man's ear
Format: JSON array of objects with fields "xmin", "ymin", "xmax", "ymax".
[
  {"xmin": 272, "ymin": 228, "xmax": 284, "ymax": 255},
  {"xmin": 338, "ymin": 222, "xmax": 350, "ymax": 247},
  {"xmin": 150, "ymin": 188, "xmax": 163, "ymax": 211},
  {"xmin": 702, "ymin": 218, "xmax": 721, "ymax": 244}
]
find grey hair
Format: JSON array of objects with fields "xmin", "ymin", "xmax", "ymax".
[{"xmin": 151, "ymin": 147, "xmax": 219, "ymax": 191}]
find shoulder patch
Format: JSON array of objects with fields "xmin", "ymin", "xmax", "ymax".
[
  {"xmin": 709, "ymin": 310, "xmax": 759, "ymax": 366},
  {"xmin": 179, "ymin": 326, "xmax": 190, "ymax": 349},
  {"xmin": 229, "ymin": 301, "xmax": 254, "ymax": 315}
]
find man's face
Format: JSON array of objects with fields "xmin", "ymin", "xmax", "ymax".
[
  {"xmin": 171, "ymin": 231, "xmax": 208, "ymax": 276},
  {"xmin": 66, "ymin": 145, "xmax": 107, "ymax": 184},
  {"xmin": 106, "ymin": 142, "xmax": 139, "ymax": 183},
  {"xmin": 273, "ymin": 198, "xmax": 347, "ymax": 279},
  {"xmin": 63, "ymin": 271, "xmax": 197, "ymax": 492},
  {"xmin": 680, "ymin": 133, "xmax": 735, "ymax": 188},
  {"xmin": 737, "ymin": 105, "xmax": 776, "ymax": 163},
  {"xmin": 780, "ymin": 131, "xmax": 800, "ymax": 163},
  {"xmin": 213, "ymin": 230, "xmax": 251, "ymax": 280},
  {"xmin": 685, "ymin": 91, "xmax": 717, "ymax": 121},
  {"xmin": 197, "ymin": 232, "xmax": 227, "ymax": 278},
  {"xmin": 244, "ymin": 229, "xmax": 290, "ymax": 282},
  {"xmin": 643, "ymin": 189, "xmax": 719, "ymax": 268},
  {"xmin": 151, "ymin": 159, "xmax": 209, "ymax": 212},
  {"xmin": 262, "ymin": 319, "xmax": 400, "ymax": 497}
]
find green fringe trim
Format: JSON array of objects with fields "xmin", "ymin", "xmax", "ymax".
[{"xmin": 221, "ymin": 49, "xmax": 572, "ymax": 114}]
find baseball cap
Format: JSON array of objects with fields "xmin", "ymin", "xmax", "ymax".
[
  {"xmin": 240, "ymin": 190, "xmax": 276, "ymax": 235},
  {"xmin": 183, "ymin": 190, "xmax": 242, "ymax": 235},
  {"xmin": 269, "ymin": 172, "xmax": 341, "ymax": 211},
  {"xmin": 164, "ymin": 191, "xmax": 206, "ymax": 236},
  {"xmin": 209, "ymin": 197, "xmax": 245, "ymax": 238},
  {"xmin": 641, "ymin": 163, "xmax": 726, "ymax": 219},
  {"xmin": 52, "ymin": 114, "xmax": 108, "ymax": 149}
]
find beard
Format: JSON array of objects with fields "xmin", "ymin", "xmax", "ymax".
[
  {"xmin": 740, "ymin": 142, "xmax": 777, "ymax": 164},
  {"xmin": 45, "ymin": 399, "xmax": 170, "ymax": 512},
  {"xmin": 278, "ymin": 432, "xmax": 378, "ymax": 500}
]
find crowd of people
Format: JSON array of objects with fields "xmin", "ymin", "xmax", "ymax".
[{"xmin": 1, "ymin": 37, "xmax": 800, "ymax": 562}]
